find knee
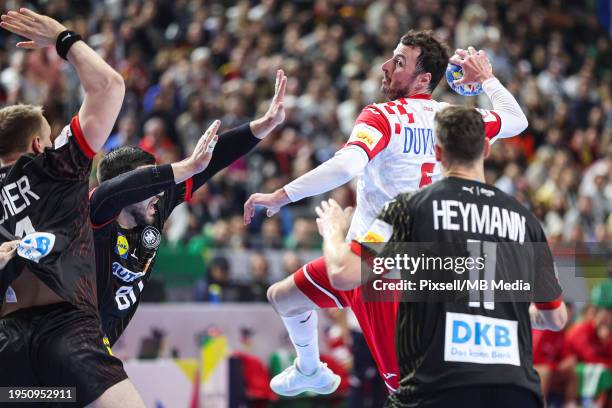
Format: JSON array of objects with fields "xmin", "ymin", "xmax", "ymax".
[
  {"xmin": 267, "ymin": 278, "xmax": 310, "ymax": 316},
  {"xmin": 267, "ymin": 281, "xmax": 286, "ymax": 311}
]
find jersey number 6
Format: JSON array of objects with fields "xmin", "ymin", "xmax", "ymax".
[{"xmin": 419, "ymin": 162, "xmax": 436, "ymax": 188}]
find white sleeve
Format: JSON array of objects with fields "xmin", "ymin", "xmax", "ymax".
[
  {"xmin": 283, "ymin": 145, "xmax": 369, "ymax": 202},
  {"xmin": 482, "ymin": 77, "xmax": 528, "ymax": 138}
]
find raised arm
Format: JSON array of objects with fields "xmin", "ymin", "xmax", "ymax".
[
  {"xmin": 450, "ymin": 47, "xmax": 528, "ymax": 138},
  {"xmin": 90, "ymin": 121, "xmax": 220, "ymax": 227},
  {"xmin": 0, "ymin": 8, "xmax": 125, "ymax": 153},
  {"xmin": 188, "ymin": 69, "xmax": 287, "ymax": 191}
]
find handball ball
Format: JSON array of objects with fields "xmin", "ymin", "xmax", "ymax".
[{"xmin": 445, "ymin": 63, "xmax": 484, "ymax": 96}]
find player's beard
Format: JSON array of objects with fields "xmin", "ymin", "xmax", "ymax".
[
  {"xmin": 381, "ymin": 73, "xmax": 418, "ymax": 101},
  {"xmin": 125, "ymin": 205, "xmax": 154, "ymax": 226}
]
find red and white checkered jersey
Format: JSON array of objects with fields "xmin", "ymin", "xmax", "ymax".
[{"xmin": 344, "ymin": 94, "xmax": 502, "ymax": 240}]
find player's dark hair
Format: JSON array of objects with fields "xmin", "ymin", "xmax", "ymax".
[
  {"xmin": 0, "ymin": 105, "xmax": 45, "ymax": 157},
  {"xmin": 400, "ymin": 30, "xmax": 449, "ymax": 93},
  {"xmin": 435, "ymin": 106, "xmax": 485, "ymax": 165},
  {"xmin": 98, "ymin": 146, "xmax": 156, "ymax": 183}
]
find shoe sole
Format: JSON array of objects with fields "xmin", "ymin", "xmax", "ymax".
[{"xmin": 271, "ymin": 374, "xmax": 341, "ymax": 397}]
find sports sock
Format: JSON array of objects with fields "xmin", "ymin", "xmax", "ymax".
[{"xmin": 281, "ymin": 310, "xmax": 320, "ymax": 375}]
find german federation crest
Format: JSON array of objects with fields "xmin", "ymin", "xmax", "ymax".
[{"xmin": 142, "ymin": 226, "xmax": 161, "ymax": 249}]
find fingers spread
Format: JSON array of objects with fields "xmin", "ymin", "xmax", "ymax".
[
  {"xmin": 328, "ymin": 198, "xmax": 340, "ymax": 210},
  {"xmin": 455, "ymin": 49, "xmax": 468, "ymax": 58},
  {"xmin": 448, "ymin": 55, "xmax": 464, "ymax": 66}
]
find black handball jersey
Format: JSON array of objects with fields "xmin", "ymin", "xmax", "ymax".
[
  {"xmin": 92, "ymin": 169, "xmax": 185, "ymax": 345},
  {"xmin": 362, "ymin": 177, "xmax": 562, "ymax": 406},
  {"xmin": 91, "ymin": 123, "xmax": 260, "ymax": 345},
  {"xmin": 0, "ymin": 116, "xmax": 97, "ymax": 312}
]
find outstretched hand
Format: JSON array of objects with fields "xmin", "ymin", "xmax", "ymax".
[
  {"xmin": 187, "ymin": 120, "xmax": 220, "ymax": 174},
  {"xmin": 243, "ymin": 189, "xmax": 291, "ymax": 225},
  {"xmin": 449, "ymin": 46, "xmax": 494, "ymax": 86},
  {"xmin": 315, "ymin": 199, "xmax": 353, "ymax": 239},
  {"xmin": 0, "ymin": 8, "xmax": 67, "ymax": 49},
  {"xmin": 264, "ymin": 69, "xmax": 287, "ymax": 129},
  {"xmin": 250, "ymin": 69, "xmax": 288, "ymax": 139}
]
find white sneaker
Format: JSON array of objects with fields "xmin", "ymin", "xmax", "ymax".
[{"xmin": 270, "ymin": 359, "xmax": 341, "ymax": 397}]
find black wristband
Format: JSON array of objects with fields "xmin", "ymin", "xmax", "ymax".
[{"xmin": 55, "ymin": 30, "xmax": 82, "ymax": 60}]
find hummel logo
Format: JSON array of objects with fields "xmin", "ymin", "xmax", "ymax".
[
  {"xmin": 383, "ymin": 373, "xmax": 397, "ymax": 379},
  {"xmin": 462, "ymin": 186, "xmax": 474, "ymax": 194}
]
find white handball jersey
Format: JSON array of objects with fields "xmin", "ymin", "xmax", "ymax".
[{"xmin": 344, "ymin": 94, "xmax": 503, "ymax": 240}]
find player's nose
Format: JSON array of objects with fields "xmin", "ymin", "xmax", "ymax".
[{"xmin": 381, "ymin": 59, "xmax": 392, "ymax": 75}]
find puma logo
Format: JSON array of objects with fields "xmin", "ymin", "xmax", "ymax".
[{"xmin": 462, "ymin": 186, "xmax": 474, "ymax": 194}]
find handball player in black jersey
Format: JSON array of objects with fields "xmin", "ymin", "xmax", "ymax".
[
  {"xmin": 315, "ymin": 106, "xmax": 568, "ymax": 408},
  {"xmin": 89, "ymin": 70, "xmax": 286, "ymax": 346},
  {"xmin": 0, "ymin": 8, "xmax": 146, "ymax": 407}
]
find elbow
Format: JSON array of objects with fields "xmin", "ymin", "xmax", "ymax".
[
  {"xmin": 516, "ymin": 111, "xmax": 528, "ymax": 134},
  {"xmin": 90, "ymin": 70, "xmax": 125, "ymax": 98},
  {"xmin": 339, "ymin": 166, "xmax": 360, "ymax": 182},
  {"xmin": 108, "ymin": 71, "xmax": 126, "ymax": 98}
]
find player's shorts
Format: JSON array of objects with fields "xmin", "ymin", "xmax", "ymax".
[
  {"xmin": 294, "ymin": 256, "xmax": 400, "ymax": 392},
  {"xmin": 385, "ymin": 384, "xmax": 543, "ymax": 408},
  {"xmin": 0, "ymin": 302, "xmax": 128, "ymax": 406}
]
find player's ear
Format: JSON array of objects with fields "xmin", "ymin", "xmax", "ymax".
[
  {"xmin": 482, "ymin": 138, "xmax": 491, "ymax": 159},
  {"xmin": 420, "ymin": 72, "xmax": 432, "ymax": 90},
  {"xmin": 31, "ymin": 136, "xmax": 43, "ymax": 155},
  {"xmin": 435, "ymin": 143, "xmax": 443, "ymax": 162}
]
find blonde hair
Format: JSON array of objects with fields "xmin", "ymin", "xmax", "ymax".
[{"xmin": 0, "ymin": 104, "xmax": 45, "ymax": 156}]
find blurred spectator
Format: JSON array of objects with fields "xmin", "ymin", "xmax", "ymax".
[
  {"xmin": 138, "ymin": 117, "xmax": 179, "ymax": 163},
  {"xmin": 104, "ymin": 115, "xmax": 139, "ymax": 152},
  {"xmin": 194, "ymin": 256, "xmax": 241, "ymax": 302},
  {"xmin": 240, "ymin": 253, "xmax": 269, "ymax": 302},
  {"xmin": 0, "ymin": 0, "xmax": 609, "ymax": 293},
  {"xmin": 563, "ymin": 282, "xmax": 612, "ymax": 367}
]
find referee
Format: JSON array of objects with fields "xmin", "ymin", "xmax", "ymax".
[{"xmin": 316, "ymin": 106, "xmax": 568, "ymax": 408}]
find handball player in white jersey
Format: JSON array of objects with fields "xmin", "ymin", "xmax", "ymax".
[{"xmin": 243, "ymin": 30, "xmax": 528, "ymax": 396}]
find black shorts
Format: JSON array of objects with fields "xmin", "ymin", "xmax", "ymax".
[
  {"xmin": 386, "ymin": 385, "xmax": 543, "ymax": 408},
  {"xmin": 0, "ymin": 302, "xmax": 128, "ymax": 407}
]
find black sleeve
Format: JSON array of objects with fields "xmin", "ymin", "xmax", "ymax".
[
  {"xmin": 190, "ymin": 123, "xmax": 260, "ymax": 191},
  {"xmin": 89, "ymin": 164, "xmax": 175, "ymax": 227},
  {"xmin": 154, "ymin": 123, "xmax": 261, "ymax": 215}
]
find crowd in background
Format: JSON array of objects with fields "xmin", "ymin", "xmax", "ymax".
[
  {"xmin": 1, "ymin": 0, "xmax": 610, "ymax": 406},
  {"xmin": 1, "ymin": 0, "xmax": 610, "ymax": 258}
]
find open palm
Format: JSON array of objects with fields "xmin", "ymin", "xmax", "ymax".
[{"xmin": 0, "ymin": 8, "xmax": 66, "ymax": 49}]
